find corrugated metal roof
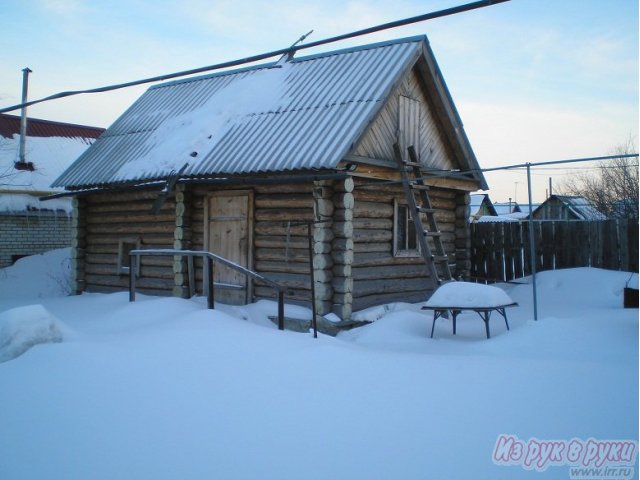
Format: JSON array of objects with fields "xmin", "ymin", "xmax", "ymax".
[
  {"xmin": 556, "ymin": 195, "xmax": 606, "ymax": 220},
  {"xmin": 0, "ymin": 114, "xmax": 104, "ymax": 141},
  {"xmin": 54, "ymin": 37, "xmax": 423, "ymax": 189},
  {"xmin": 56, "ymin": 36, "xmax": 491, "ymax": 191}
]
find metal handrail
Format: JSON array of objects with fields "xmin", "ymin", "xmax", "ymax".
[{"xmin": 128, "ymin": 249, "xmax": 285, "ymax": 330}]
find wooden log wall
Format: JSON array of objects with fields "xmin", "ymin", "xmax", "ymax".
[
  {"xmin": 454, "ymin": 191, "xmax": 471, "ymax": 279},
  {"xmin": 81, "ymin": 190, "xmax": 176, "ymax": 295},
  {"xmin": 73, "ymin": 179, "xmax": 472, "ymax": 318},
  {"xmin": 350, "ymin": 179, "xmax": 458, "ymax": 311},
  {"xmin": 70, "ymin": 196, "xmax": 86, "ymax": 294},
  {"xmin": 312, "ymin": 181, "xmax": 335, "ymax": 315},
  {"xmin": 172, "ymin": 185, "xmax": 192, "ymax": 297}
]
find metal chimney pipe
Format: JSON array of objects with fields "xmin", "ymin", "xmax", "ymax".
[{"xmin": 18, "ymin": 67, "xmax": 32, "ymax": 165}]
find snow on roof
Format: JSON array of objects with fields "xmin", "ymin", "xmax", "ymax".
[
  {"xmin": 116, "ymin": 61, "xmax": 293, "ymax": 180},
  {"xmin": 1, "ymin": 135, "xmax": 98, "ymax": 193},
  {"xmin": 476, "ymin": 215, "xmax": 519, "ymax": 223},
  {"xmin": 493, "ymin": 202, "xmax": 521, "ymax": 215},
  {"xmin": 0, "ymin": 117, "xmax": 102, "ymax": 212},
  {"xmin": 504, "ymin": 211, "xmax": 529, "ymax": 220},
  {"xmin": 0, "ymin": 193, "xmax": 72, "ymax": 214}
]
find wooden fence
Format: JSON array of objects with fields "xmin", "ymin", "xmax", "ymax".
[{"xmin": 469, "ymin": 219, "xmax": 639, "ymax": 283}]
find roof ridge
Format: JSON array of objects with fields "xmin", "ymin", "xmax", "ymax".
[{"xmin": 150, "ymin": 35, "xmax": 426, "ymax": 91}]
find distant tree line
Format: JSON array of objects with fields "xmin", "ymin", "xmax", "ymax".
[{"xmin": 559, "ymin": 138, "xmax": 639, "ymax": 220}]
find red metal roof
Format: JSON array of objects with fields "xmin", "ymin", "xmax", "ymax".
[{"xmin": 0, "ymin": 113, "xmax": 104, "ymax": 140}]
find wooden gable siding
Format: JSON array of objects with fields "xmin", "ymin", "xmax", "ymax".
[
  {"xmin": 350, "ymin": 67, "xmax": 457, "ymax": 171},
  {"xmin": 350, "ymin": 179, "xmax": 462, "ymax": 310},
  {"xmin": 532, "ymin": 198, "xmax": 580, "ymax": 221},
  {"xmin": 77, "ymin": 190, "xmax": 176, "ymax": 295}
]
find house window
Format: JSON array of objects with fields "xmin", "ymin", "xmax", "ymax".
[
  {"xmin": 117, "ymin": 239, "xmax": 141, "ymax": 275},
  {"xmin": 394, "ymin": 200, "xmax": 420, "ymax": 257}
]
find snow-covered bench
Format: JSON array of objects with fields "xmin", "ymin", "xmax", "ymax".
[{"xmin": 422, "ymin": 282, "xmax": 517, "ymax": 339}]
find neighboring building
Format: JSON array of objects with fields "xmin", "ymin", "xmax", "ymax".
[
  {"xmin": 611, "ymin": 198, "xmax": 639, "ymax": 220},
  {"xmin": 475, "ymin": 215, "xmax": 518, "ymax": 223},
  {"xmin": 469, "ymin": 193, "xmax": 497, "ymax": 221},
  {"xmin": 493, "ymin": 201, "xmax": 522, "ymax": 215},
  {"xmin": 531, "ymin": 195, "xmax": 606, "ymax": 221},
  {"xmin": 52, "ymin": 36, "xmax": 488, "ymax": 319},
  {"xmin": 0, "ymin": 114, "xmax": 104, "ymax": 267}
]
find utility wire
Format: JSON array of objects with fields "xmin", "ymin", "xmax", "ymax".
[
  {"xmin": 0, "ymin": 0, "xmax": 508, "ymax": 114},
  {"xmin": 529, "ymin": 164, "xmax": 639, "ymax": 175},
  {"xmin": 356, "ymin": 153, "xmax": 639, "ymax": 188}
]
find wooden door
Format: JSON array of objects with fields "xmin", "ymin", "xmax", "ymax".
[{"xmin": 205, "ymin": 191, "xmax": 253, "ymax": 305}]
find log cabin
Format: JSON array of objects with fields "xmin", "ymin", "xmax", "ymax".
[{"xmin": 52, "ymin": 35, "xmax": 488, "ymax": 320}]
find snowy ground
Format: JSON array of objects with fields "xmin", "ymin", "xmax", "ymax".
[{"xmin": 0, "ymin": 249, "xmax": 637, "ymax": 479}]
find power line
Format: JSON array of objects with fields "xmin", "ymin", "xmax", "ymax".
[
  {"xmin": 356, "ymin": 153, "xmax": 639, "ymax": 188},
  {"xmin": 0, "ymin": 0, "xmax": 508, "ymax": 114},
  {"xmin": 529, "ymin": 164, "xmax": 639, "ymax": 175}
]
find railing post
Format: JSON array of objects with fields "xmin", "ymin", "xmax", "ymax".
[
  {"xmin": 129, "ymin": 253, "xmax": 136, "ymax": 302},
  {"xmin": 307, "ymin": 222, "xmax": 318, "ymax": 338},
  {"xmin": 277, "ymin": 290, "xmax": 284, "ymax": 331},
  {"xmin": 187, "ymin": 255, "xmax": 195, "ymax": 298},
  {"xmin": 206, "ymin": 256, "xmax": 215, "ymax": 309}
]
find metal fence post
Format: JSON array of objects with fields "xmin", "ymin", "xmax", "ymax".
[{"xmin": 526, "ymin": 163, "xmax": 538, "ymax": 320}]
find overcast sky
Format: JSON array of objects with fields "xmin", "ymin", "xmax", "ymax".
[{"xmin": 1, "ymin": 0, "xmax": 637, "ymax": 202}]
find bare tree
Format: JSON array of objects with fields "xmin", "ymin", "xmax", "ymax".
[
  {"xmin": 559, "ymin": 138, "xmax": 639, "ymax": 220},
  {"xmin": 0, "ymin": 137, "xmax": 20, "ymax": 187}
]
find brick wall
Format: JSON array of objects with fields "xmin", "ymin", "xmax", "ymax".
[{"xmin": 0, "ymin": 211, "xmax": 71, "ymax": 268}]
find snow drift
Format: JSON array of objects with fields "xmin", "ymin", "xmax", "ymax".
[{"xmin": 0, "ymin": 304, "xmax": 63, "ymax": 363}]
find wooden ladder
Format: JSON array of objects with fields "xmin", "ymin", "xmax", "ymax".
[{"xmin": 393, "ymin": 142, "xmax": 452, "ymax": 285}]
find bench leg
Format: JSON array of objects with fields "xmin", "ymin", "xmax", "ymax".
[
  {"xmin": 481, "ymin": 311, "xmax": 491, "ymax": 339},
  {"xmin": 497, "ymin": 307, "xmax": 510, "ymax": 331},
  {"xmin": 451, "ymin": 310, "xmax": 461, "ymax": 335},
  {"xmin": 430, "ymin": 313, "xmax": 437, "ymax": 338}
]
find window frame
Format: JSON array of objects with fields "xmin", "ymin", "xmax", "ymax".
[{"xmin": 393, "ymin": 199, "xmax": 421, "ymax": 258}]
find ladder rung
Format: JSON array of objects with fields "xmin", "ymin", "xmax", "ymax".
[
  {"xmin": 423, "ymin": 231, "xmax": 441, "ymax": 237},
  {"xmin": 403, "ymin": 161, "xmax": 422, "ymax": 168},
  {"xmin": 431, "ymin": 255, "xmax": 449, "ymax": 262},
  {"xmin": 416, "ymin": 206, "xmax": 436, "ymax": 214},
  {"xmin": 410, "ymin": 183, "xmax": 430, "ymax": 191}
]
